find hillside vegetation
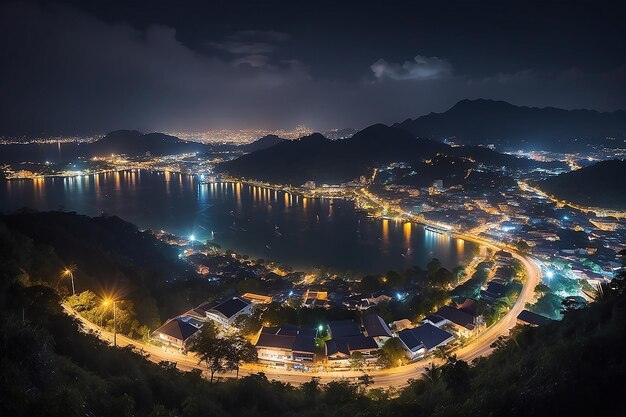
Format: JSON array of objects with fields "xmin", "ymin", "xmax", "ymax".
[
  {"xmin": 536, "ymin": 159, "xmax": 626, "ymax": 209},
  {"xmin": 1, "ymin": 211, "xmax": 625, "ymax": 416}
]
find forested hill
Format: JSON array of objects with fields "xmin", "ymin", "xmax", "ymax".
[
  {"xmin": 216, "ymin": 124, "xmax": 559, "ymax": 185},
  {"xmin": 535, "ymin": 159, "xmax": 626, "ymax": 209},
  {"xmin": 1, "ymin": 210, "xmax": 625, "ymax": 415},
  {"xmin": 394, "ymin": 99, "xmax": 626, "ymax": 151},
  {"xmin": 0, "ymin": 210, "xmax": 215, "ymax": 329}
]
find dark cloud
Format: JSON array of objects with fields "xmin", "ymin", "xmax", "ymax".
[{"xmin": 0, "ymin": 1, "xmax": 625, "ymax": 136}]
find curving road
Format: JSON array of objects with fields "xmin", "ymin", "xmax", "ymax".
[{"xmin": 64, "ymin": 240, "xmax": 540, "ymax": 388}]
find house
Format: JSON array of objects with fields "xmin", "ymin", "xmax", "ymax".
[
  {"xmin": 242, "ymin": 293, "xmax": 272, "ymax": 304},
  {"xmin": 434, "ymin": 305, "xmax": 476, "ymax": 337},
  {"xmin": 398, "ymin": 323, "xmax": 454, "ymax": 360},
  {"xmin": 255, "ymin": 325, "xmax": 317, "ymax": 365},
  {"xmin": 151, "ymin": 316, "xmax": 202, "ymax": 349},
  {"xmin": 362, "ymin": 314, "xmax": 393, "ymax": 346},
  {"xmin": 198, "ymin": 296, "xmax": 253, "ymax": 327},
  {"xmin": 325, "ymin": 335, "xmax": 379, "ymax": 362},
  {"xmin": 325, "ymin": 320, "xmax": 378, "ymax": 366},
  {"xmin": 481, "ymin": 281, "xmax": 508, "ymax": 302},
  {"xmin": 391, "ymin": 319, "xmax": 413, "ymax": 332},
  {"xmin": 422, "ymin": 314, "xmax": 447, "ymax": 327},
  {"xmin": 516, "ymin": 310, "xmax": 553, "ymax": 327},
  {"xmin": 456, "ymin": 298, "xmax": 484, "ymax": 326},
  {"xmin": 367, "ymin": 290, "xmax": 393, "ymax": 304},
  {"xmin": 302, "ymin": 289, "xmax": 328, "ymax": 308},
  {"xmin": 328, "ymin": 319, "xmax": 362, "ymax": 338}
]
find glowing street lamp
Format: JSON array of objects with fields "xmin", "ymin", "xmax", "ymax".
[
  {"xmin": 62, "ymin": 266, "xmax": 76, "ymax": 295},
  {"xmin": 189, "ymin": 234, "xmax": 196, "ymax": 247},
  {"xmin": 103, "ymin": 297, "xmax": 118, "ymax": 347}
]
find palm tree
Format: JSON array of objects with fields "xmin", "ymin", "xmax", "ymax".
[{"xmin": 421, "ymin": 362, "xmax": 440, "ymax": 385}]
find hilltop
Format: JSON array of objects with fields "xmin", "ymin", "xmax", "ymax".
[
  {"xmin": 0, "ymin": 131, "xmax": 286, "ymax": 163},
  {"xmin": 216, "ymin": 124, "xmax": 562, "ymax": 185},
  {"xmin": 394, "ymin": 99, "xmax": 626, "ymax": 150},
  {"xmin": 535, "ymin": 159, "xmax": 626, "ymax": 209}
]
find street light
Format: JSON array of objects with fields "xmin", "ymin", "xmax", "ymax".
[
  {"xmin": 103, "ymin": 297, "xmax": 118, "ymax": 347},
  {"xmin": 62, "ymin": 266, "xmax": 76, "ymax": 295},
  {"xmin": 189, "ymin": 234, "xmax": 196, "ymax": 248}
]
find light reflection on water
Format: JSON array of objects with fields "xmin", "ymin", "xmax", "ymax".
[{"xmin": 0, "ymin": 169, "xmax": 476, "ymax": 273}]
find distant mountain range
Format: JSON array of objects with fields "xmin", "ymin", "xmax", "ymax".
[
  {"xmin": 216, "ymin": 124, "xmax": 562, "ymax": 185},
  {"xmin": 535, "ymin": 159, "xmax": 626, "ymax": 210},
  {"xmin": 394, "ymin": 99, "xmax": 626, "ymax": 150},
  {"xmin": 239, "ymin": 134, "xmax": 285, "ymax": 152},
  {"xmin": 88, "ymin": 130, "xmax": 207, "ymax": 156},
  {"xmin": 0, "ymin": 131, "xmax": 285, "ymax": 163}
]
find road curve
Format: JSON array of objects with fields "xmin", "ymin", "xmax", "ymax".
[{"xmin": 63, "ymin": 244, "xmax": 540, "ymax": 388}]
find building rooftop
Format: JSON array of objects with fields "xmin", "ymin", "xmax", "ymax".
[
  {"xmin": 328, "ymin": 319, "xmax": 362, "ymax": 338},
  {"xmin": 362, "ymin": 314, "xmax": 392, "ymax": 338},
  {"xmin": 256, "ymin": 325, "xmax": 316, "ymax": 353},
  {"xmin": 423, "ymin": 314, "xmax": 446, "ymax": 325},
  {"xmin": 457, "ymin": 298, "xmax": 481, "ymax": 317},
  {"xmin": 325, "ymin": 335, "xmax": 378, "ymax": 356},
  {"xmin": 517, "ymin": 309, "xmax": 553, "ymax": 326},
  {"xmin": 398, "ymin": 323, "xmax": 454, "ymax": 351},
  {"xmin": 436, "ymin": 305, "xmax": 476, "ymax": 330},
  {"xmin": 208, "ymin": 297, "xmax": 251, "ymax": 319},
  {"xmin": 153, "ymin": 318, "xmax": 201, "ymax": 342}
]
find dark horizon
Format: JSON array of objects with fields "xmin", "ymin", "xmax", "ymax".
[{"xmin": 1, "ymin": 0, "xmax": 625, "ymax": 136}]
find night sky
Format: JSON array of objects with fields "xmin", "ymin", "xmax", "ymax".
[{"xmin": 1, "ymin": 0, "xmax": 625, "ymax": 136}]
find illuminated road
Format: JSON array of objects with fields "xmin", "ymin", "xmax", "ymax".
[{"xmin": 63, "ymin": 242, "xmax": 540, "ymax": 388}]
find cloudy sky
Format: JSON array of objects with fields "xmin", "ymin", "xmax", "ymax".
[{"xmin": 1, "ymin": 0, "xmax": 625, "ymax": 136}]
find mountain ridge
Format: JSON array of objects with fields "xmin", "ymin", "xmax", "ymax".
[
  {"xmin": 216, "ymin": 123, "xmax": 560, "ymax": 184},
  {"xmin": 394, "ymin": 99, "xmax": 626, "ymax": 150},
  {"xmin": 535, "ymin": 159, "xmax": 626, "ymax": 210}
]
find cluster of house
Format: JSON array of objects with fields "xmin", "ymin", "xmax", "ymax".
[
  {"xmin": 253, "ymin": 298, "xmax": 488, "ymax": 368},
  {"xmin": 253, "ymin": 314, "xmax": 391, "ymax": 369},
  {"xmin": 151, "ymin": 295, "xmax": 254, "ymax": 349}
]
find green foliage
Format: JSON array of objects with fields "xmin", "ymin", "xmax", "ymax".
[
  {"xmin": 3, "ymin": 212, "xmax": 626, "ymax": 416},
  {"xmin": 527, "ymin": 292, "xmax": 564, "ymax": 320},
  {"xmin": 379, "ymin": 337, "xmax": 406, "ymax": 367},
  {"xmin": 512, "ymin": 240, "xmax": 531, "ymax": 253},
  {"xmin": 349, "ymin": 351, "xmax": 365, "ymax": 371}
]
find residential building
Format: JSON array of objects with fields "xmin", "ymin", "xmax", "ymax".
[
  {"xmin": 325, "ymin": 319, "xmax": 378, "ymax": 366},
  {"xmin": 255, "ymin": 325, "xmax": 317, "ymax": 365},
  {"xmin": 151, "ymin": 316, "xmax": 203, "ymax": 349},
  {"xmin": 516, "ymin": 310, "xmax": 553, "ymax": 327},
  {"xmin": 434, "ymin": 305, "xmax": 477, "ymax": 337},
  {"xmin": 198, "ymin": 296, "xmax": 253, "ymax": 327},
  {"xmin": 242, "ymin": 293, "xmax": 272, "ymax": 304},
  {"xmin": 398, "ymin": 323, "xmax": 454, "ymax": 360},
  {"xmin": 362, "ymin": 314, "xmax": 393, "ymax": 346}
]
